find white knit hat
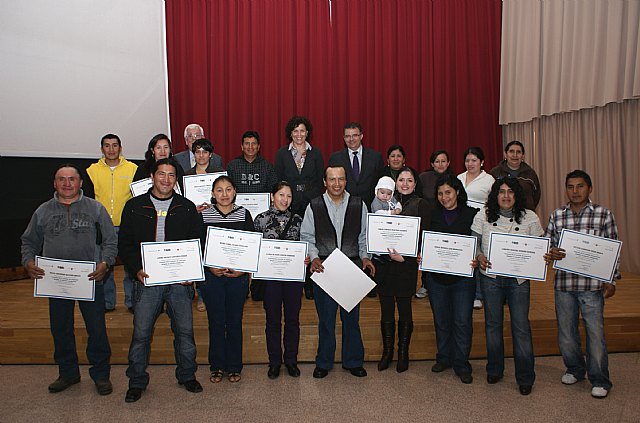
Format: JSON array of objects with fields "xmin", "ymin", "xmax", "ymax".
[{"xmin": 374, "ymin": 176, "xmax": 396, "ymax": 195}]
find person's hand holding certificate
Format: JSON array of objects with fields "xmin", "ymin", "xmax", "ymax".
[
  {"xmin": 33, "ymin": 256, "xmax": 96, "ymax": 301},
  {"xmin": 553, "ymin": 229, "xmax": 622, "ymax": 282},
  {"xmin": 203, "ymin": 227, "xmax": 262, "ymax": 273},
  {"xmin": 140, "ymin": 239, "xmax": 205, "ymax": 286},
  {"xmin": 486, "ymin": 233, "xmax": 549, "ymax": 281},
  {"xmin": 419, "ymin": 231, "xmax": 476, "ymax": 277},
  {"xmin": 366, "ymin": 214, "xmax": 421, "ymax": 256}
]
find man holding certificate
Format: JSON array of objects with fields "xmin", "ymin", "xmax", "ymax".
[
  {"xmin": 119, "ymin": 158, "xmax": 205, "ymax": 402},
  {"xmin": 471, "ymin": 177, "xmax": 544, "ymax": 396},
  {"xmin": 544, "ymin": 170, "xmax": 620, "ymax": 399},
  {"xmin": 301, "ymin": 165, "xmax": 375, "ymax": 379},
  {"xmin": 21, "ymin": 164, "xmax": 117, "ymax": 396}
]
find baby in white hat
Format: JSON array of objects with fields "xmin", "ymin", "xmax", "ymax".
[{"xmin": 371, "ymin": 176, "xmax": 402, "ymax": 215}]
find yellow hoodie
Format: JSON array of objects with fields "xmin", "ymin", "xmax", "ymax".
[{"xmin": 87, "ymin": 156, "xmax": 138, "ymax": 226}]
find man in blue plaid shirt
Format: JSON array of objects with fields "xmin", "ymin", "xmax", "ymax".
[{"xmin": 544, "ymin": 169, "xmax": 620, "ymax": 399}]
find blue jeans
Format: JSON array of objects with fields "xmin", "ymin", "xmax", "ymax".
[
  {"xmin": 313, "ymin": 283, "xmax": 364, "ymax": 369},
  {"xmin": 555, "ymin": 290, "xmax": 611, "ymax": 389},
  {"xmin": 126, "ymin": 282, "xmax": 197, "ymax": 388},
  {"xmin": 49, "ymin": 283, "xmax": 111, "ymax": 381},
  {"xmin": 200, "ymin": 270, "xmax": 249, "ymax": 373},
  {"xmin": 426, "ymin": 273, "xmax": 475, "ymax": 375},
  {"xmin": 103, "ymin": 227, "xmax": 134, "ymax": 310},
  {"xmin": 480, "ymin": 274, "xmax": 535, "ymax": 386}
]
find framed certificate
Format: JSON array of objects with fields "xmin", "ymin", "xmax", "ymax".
[
  {"xmin": 235, "ymin": 193, "xmax": 271, "ymax": 219},
  {"xmin": 203, "ymin": 227, "xmax": 262, "ymax": 273},
  {"xmin": 553, "ymin": 229, "xmax": 622, "ymax": 282},
  {"xmin": 310, "ymin": 248, "xmax": 376, "ymax": 312},
  {"xmin": 486, "ymin": 232, "xmax": 549, "ymax": 281},
  {"xmin": 140, "ymin": 239, "xmax": 205, "ymax": 286},
  {"xmin": 252, "ymin": 239, "xmax": 308, "ymax": 282},
  {"xmin": 182, "ymin": 172, "xmax": 227, "ymax": 205},
  {"xmin": 130, "ymin": 177, "xmax": 181, "ymax": 197},
  {"xmin": 419, "ymin": 231, "xmax": 476, "ymax": 278},
  {"xmin": 366, "ymin": 214, "xmax": 421, "ymax": 256},
  {"xmin": 34, "ymin": 256, "xmax": 96, "ymax": 301}
]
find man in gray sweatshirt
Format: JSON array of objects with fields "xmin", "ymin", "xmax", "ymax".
[{"xmin": 21, "ymin": 164, "xmax": 117, "ymax": 395}]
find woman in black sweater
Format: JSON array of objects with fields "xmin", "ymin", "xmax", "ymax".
[{"xmin": 425, "ymin": 174, "xmax": 478, "ymax": 383}]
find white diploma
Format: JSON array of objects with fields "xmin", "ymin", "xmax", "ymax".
[
  {"xmin": 34, "ymin": 256, "xmax": 96, "ymax": 301},
  {"xmin": 203, "ymin": 227, "xmax": 262, "ymax": 273},
  {"xmin": 419, "ymin": 231, "xmax": 476, "ymax": 278},
  {"xmin": 366, "ymin": 213, "xmax": 421, "ymax": 256},
  {"xmin": 310, "ymin": 249, "xmax": 376, "ymax": 312},
  {"xmin": 486, "ymin": 233, "xmax": 549, "ymax": 281},
  {"xmin": 252, "ymin": 239, "xmax": 308, "ymax": 282},
  {"xmin": 140, "ymin": 239, "xmax": 205, "ymax": 286},
  {"xmin": 553, "ymin": 229, "xmax": 622, "ymax": 282},
  {"xmin": 130, "ymin": 177, "xmax": 181, "ymax": 197},
  {"xmin": 182, "ymin": 172, "xmax": 227, "ymax": 205},
  {"xmin": 235, "ymin": 193, "xmax": 271, "ymax": 219}
]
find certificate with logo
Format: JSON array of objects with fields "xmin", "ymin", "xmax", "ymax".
[
  {"xmin": 34, "ymin": 256, "xmax": 96, "ymax": 301},
  {"xmin": 553, "ymin": 229, "xmax": 622, "ymax": 282},
  {"xmin": 140, "ymin": 239, "xmax": 205, "ymax": 286},
  {"xmin": 366, "ymin": 214, "xmax": 421, "ymax": 257},
  {"xmin": 203, "ymin": 227, "xmax": 262, "ymax": 273},
  {"xmin": 253, "ymin": 239, "xmax": 308, "ymax": 282},
  {"xmin": 235, "ymin": 193, "xmax": 271, "ymax": 219},
  {"xmin": 419, "ymin": 231, "xmax": 476, "ymax": 278},
  {"xmin": 130, "ymin": 177, "xmax": 182, "ymax": 197},
  {"xmin": 182, "ymin": 172, "xmax": 227, "ymax": 206},
  {"xmin": 486, "ymin": 233, "xmax": 549, "ymax": 281},
  {"xmin": 310, "ymin": 248, "xmax": 376, "ymax": 312}
]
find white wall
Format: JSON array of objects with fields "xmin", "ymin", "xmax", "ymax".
[{"xmin": 0, "ymin": 0, "xmax": 169, "ymax": 160}]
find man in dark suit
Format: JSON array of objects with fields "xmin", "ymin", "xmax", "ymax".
[
  {"xmin": 328, "ymin": 122, "xmax": 383, "ymax": 211},
  {"xmin": 174, "ymin": 123, "xmax": 224, "ymax": 172}
]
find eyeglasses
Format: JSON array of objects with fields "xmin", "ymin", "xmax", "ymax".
[
  {"xmin": 186, "ymin": 133, "xmax": 203, "ymax": 140},
  {"xmin": 343, "ymin": 134, "xmax": 362, "ymax": 140}
]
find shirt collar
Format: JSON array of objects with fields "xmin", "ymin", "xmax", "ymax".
[{"xmin": 288, "ymin": 141, "xmax": 312, "ymax": 151}]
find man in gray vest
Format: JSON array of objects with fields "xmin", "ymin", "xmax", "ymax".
[{"xmin": 301, "ymin": 165, "xmax": 375, "ymax": 379}]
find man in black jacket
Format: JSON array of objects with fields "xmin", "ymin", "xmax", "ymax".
[{"xmin": 118, "ymin": 158, "xmax": 205, "ymax": 403}]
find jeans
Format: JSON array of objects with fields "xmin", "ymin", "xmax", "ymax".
[
  {"xmin": 200, "ymin": 270, "xmax": 249, "ymax": 373},
  {"xmin": 49, "ymin": 283, "xmax": 111, "ymax": 381},
  {"xmin": 263, "ymin": 280, "xmax": 303, "ymax": 366},
  {"xmin": 426, "ymin": 273, "xmax": 475, "ymax": 375},
  {"xmin": 555, "ymin": 290, "xmax": 611, "ymax": 389},
  {"xmin": 103, "ymin": 227, "xmax": 134, "ymax": 310},
  {"xmin": 480, "ymin": 274, "xmax": 535, "ymax": 386},
  {"xmin": 313, "ymin": 282, "xmax": 364, "ymax": 369},
  {"xmin": 474, "ymin": 268, "xmax": 483, "ymax": 301},
  {"xmin": 126, "ymin": 282, "xmax": 197, "ymax": 388}
]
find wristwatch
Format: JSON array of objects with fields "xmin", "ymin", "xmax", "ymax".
[{"xmin": 100, "ymin": 261, "xmax": 111, "ymax": 271}]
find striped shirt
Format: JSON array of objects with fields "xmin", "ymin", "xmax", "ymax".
[
  {"xmin": 544, "ymin": 201, "xmax": 620, "ymax": 291},
  {"xmin": 201, "ymin": 204, "xmax": 255, "ymax": 232}
]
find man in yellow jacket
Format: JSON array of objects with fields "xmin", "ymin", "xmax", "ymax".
[{"xmin": 86, "ymin": 134, "xmax": 138, "ymax": 312}]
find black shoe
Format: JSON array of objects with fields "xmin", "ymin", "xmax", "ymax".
[
  {"xmin": 268, "ymin": 365, "xmax": 281, "ymax": 379},
  {"xmin": 95, "ymin": 379, "xmax": 113, "ymax": 395},
  {"xmin": 180, "ymin": 379, "xmax": 203, "ymax": 393},
  {"xmin": 519, "ymin": 385, "xmax": 533, "ymax": 395},
  {"xmin": 431, "ymin": 362, "xmax": 451, "ymax": 373},
  {"xmin": 487, "ymin": 374, "xmax": 503, "ymax": 384},
  {"xmin": 285, "ymin": 364, "xmax": 301, "ymax": 377},
  {"xmin": 312, "ymin": 367, "xmax": 329, "ymax": 379},
  {"xmin": 459, "ymin": 373, "xmax": 473, "ymax": 384},
  {"xmin": 125, "ymin": 387, "xmax": 144, "ymax": 403},
  {"xmin": 48, "ymin": 376, "xmax": 81, "ymax": 393},
  {"xmin": 342, "ymin": 366, "xmax": 367, "ymax": 377}
]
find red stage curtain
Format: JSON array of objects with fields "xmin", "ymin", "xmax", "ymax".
[{"xmin": 165, "ymin": 0, "xmax": 502, "ymax": 173}]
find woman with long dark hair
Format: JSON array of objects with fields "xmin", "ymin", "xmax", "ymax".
[
  {"xmin": 471, "ymin": 177, "xmax": 544, "ymax": 395},
  {"xmin": 133, "ymin": 133, "xmax": 185, "ymax": 192}
]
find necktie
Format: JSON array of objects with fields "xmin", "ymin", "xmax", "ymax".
[{"xmin": 352, "ymin": 151, "xmax": 360, "ymax": 181}]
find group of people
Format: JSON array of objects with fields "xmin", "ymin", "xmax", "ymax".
[{"xmin": 20, "ymin": 118, "xmax": 620, "ymax": 403}]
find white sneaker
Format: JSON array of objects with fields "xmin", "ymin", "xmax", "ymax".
[
  {"xmin": 415, "ymin": 287, "xmax": 428, "ymax": 299},
  {"xmin": 561, "ymin": 373, "xmax": 579, "ymax": 385},
  {"xmin": 473, "ymin": 300, "xmax": 483, "ymax": 309},
  {"xmin": 591, "ymin": 386, "xmax": 608, "ymax": 398}
]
